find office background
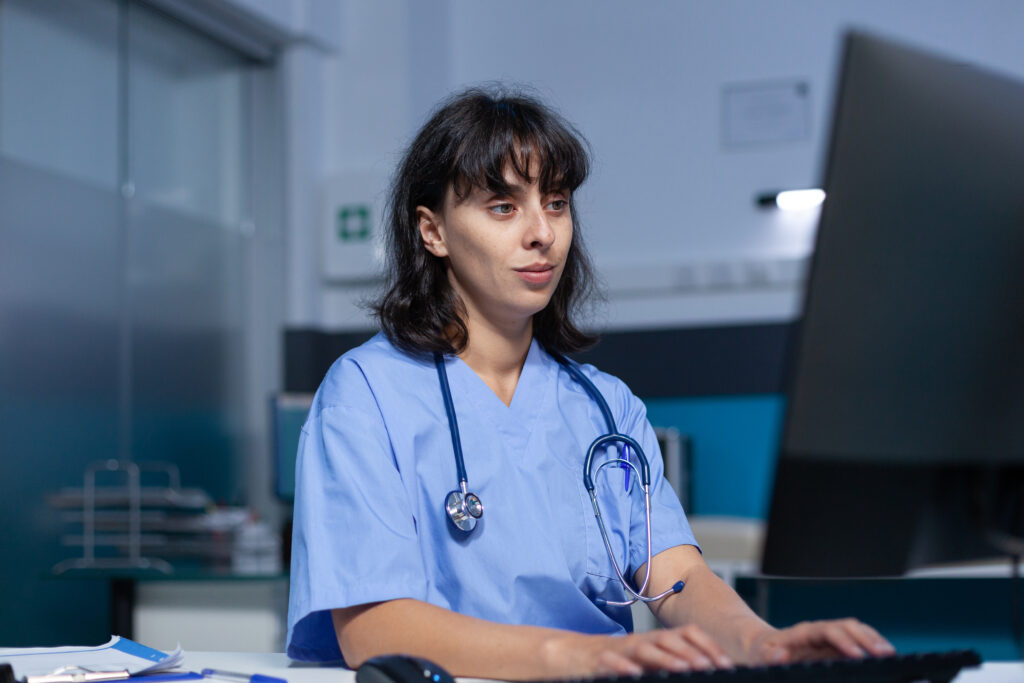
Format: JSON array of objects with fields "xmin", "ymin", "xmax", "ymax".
[{"xmin": 2, "ymin": 0, "xmax": 1023, "ymax": 649}]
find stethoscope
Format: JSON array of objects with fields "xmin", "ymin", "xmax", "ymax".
[{"xmin": 433, "ymin": 351, "xmax": 685, "ymax": 608}]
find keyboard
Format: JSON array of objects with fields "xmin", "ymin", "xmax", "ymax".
[{"xmin": 537, "ymin": 650, "xmax": 982, "ymax": 683}]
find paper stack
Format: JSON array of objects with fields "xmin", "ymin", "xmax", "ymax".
[{"xmin": 0, "ymin": 636, "xmax": 183, "ymax": 681}]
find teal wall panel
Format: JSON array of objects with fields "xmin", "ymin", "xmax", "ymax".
[
  {"xmin": 644, "ymin": 394, "xmax": 786, "ymax": 518},
  {"xmin": 735, "ymin": 576, "xmax": 1022, "ymax": 661}
]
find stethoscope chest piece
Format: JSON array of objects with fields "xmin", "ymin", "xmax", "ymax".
[{"xmin": 445, "ymin": 489, "xmax": 483, "ymax": 532}]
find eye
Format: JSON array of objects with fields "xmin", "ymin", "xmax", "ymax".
[
  {"xmin": 547, "ymin": 199, "xmax": 568, "ymax": 211},
  {"xmin": 489, "ymin": 202, "xmax": 515, "ymax": 215}
]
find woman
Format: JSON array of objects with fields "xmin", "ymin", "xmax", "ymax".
[{"xmin": 287, "ymin": 87, "xmax": 893, "ymax": 679}]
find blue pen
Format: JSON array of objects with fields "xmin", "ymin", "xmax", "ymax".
[
  {"xmin": 201, "ymin": 669, "xmax": 286, "ymax": 683},
  {"xmin": 622, "ymin": 444, "xmax": 631, "ymax": 490}
]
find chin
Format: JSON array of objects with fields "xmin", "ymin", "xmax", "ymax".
[{"xmin": 524, "ymin": 301, "xmax": 556, "ymax": 321}]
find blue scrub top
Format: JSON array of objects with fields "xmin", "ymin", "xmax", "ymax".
[{"xmin": 287, "ymin": 333, "xmax": 697, "ymax": 662}]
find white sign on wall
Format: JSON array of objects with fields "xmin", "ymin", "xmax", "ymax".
[
  {"xmin": 722, "ymin": 79, "xmax": 812, "ymax": 147},
  {"xmin": 321, "ymin": 171, "xmax": 387, "ymax": 282}
]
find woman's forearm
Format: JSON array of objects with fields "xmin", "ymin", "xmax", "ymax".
[
  {"xmin": 335, "ymin": 545, "xmax": 771, "ymax": 678},
  {"xmin": 333, "ymin": 598, "xmax": 600, "ymax": 680},
  {"xmin": 337, "ymin": 547, "xmax": 892, "ymax": 678},
  {"xmin": 643, "ymin": 546, "xmax": 774, "ymax": 663},
  {"xmin": 642, "ymin": 546, "xmax": 896, "ymax": 666}
]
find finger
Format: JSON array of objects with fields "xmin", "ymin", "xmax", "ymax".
[
  {"xmin": 839, "ymin": 619, "xmax": 897, "ymax": 657},
  {"xmin": 673, "ymin": 625, "xmax": 734, "ymax": 668},
  {"xmin": 755, "ymin": 643, "xmax": 791, "ymax": 665},
  {"xmin": 596, "ymin": 650, "xmax": 643, "ymax": 677},
  {"xmin": 771, "ymin": 623, "xmax": 838, "ymax": 662},
  {"xmin": 806, "ymin": 620, "xmax": 892, "ymax": 660},
  {"xmin": 815, "ymin": 622, "xmax": 868, "ymax": 659},
  {"xmin": 648, "ymin": 632, "xmax": 713, "ymax": 670},
  {"xmin": 749, "ymin": 629, "xmax": 791, "ymax": 665},
  {"xmin": 631, "ymin": 640, "xmax": 694, "ymax": 672}
]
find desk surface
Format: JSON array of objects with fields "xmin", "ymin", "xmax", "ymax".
[{"xmin": 183, "ymin": 651, "xmax": 1023, "ymax": 683}]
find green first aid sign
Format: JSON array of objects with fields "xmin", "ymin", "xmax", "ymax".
[{"xmin": 336, "ymin": 204, "xmax": 372, "ymax": 242}]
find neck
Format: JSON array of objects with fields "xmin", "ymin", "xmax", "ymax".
[{"xmin": 458, "ymin": 315, "xmax": 534, "ymax": 406}]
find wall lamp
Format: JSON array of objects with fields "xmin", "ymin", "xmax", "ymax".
[{"xmin": 756, "ymin": 188, "xmax": 826, "ymax": 211}]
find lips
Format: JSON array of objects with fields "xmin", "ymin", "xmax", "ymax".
[
  {"xmin": 515, "ymin": 264, "xmax": 557, "ymax": 285},
  {"xmin": 515, "ymin": 263, "xmax": 555, "ymax": 273}
]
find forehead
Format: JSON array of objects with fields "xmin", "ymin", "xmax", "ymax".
[{"xmin": 451, "ymin": 147, "xmax": 569, "ymax": 202}]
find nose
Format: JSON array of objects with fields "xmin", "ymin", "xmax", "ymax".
[{"xmin": 524, "ymin": 205, "xmax": 556, "ymax": 249}]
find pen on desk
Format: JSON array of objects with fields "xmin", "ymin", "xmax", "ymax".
[
  {"xmin": 25, "ymin": 669, "xmax": 131, "ymax": 683},
  {"xmin": 200, "ymin": 669, "xmax": 286, "ymax": 683}
]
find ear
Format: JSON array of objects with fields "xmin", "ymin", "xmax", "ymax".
[{"xmin": 417, "ymin": 206, "xmax": 448, "ymax": 258}]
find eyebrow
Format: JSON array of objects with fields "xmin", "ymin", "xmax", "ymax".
[
  {"xmin": 483, "ymin": 182, "xmax": 569, "ymax": 201},
  {"xmin": 494, "ymin": 183, "xmax": 527, "ymax": 198}
]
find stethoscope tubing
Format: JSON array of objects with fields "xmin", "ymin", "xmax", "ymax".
[
  {"xmin": 583, "ymin": 432, "xmax": 650, "ymax": 490},
  {"xmin": 434, "ymin": 352, "xmax": 468, "ymax": 485},
  {"xmin": 550, "ymin": 352, "xmax": 619, "ymax": 436},
  {"xmin": 435, "ymin": 349, "xmax": 684, "ymax": 607}
]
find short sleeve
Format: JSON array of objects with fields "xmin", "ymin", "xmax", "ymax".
[
  {"xmin": 615, "ymin": 385, "xmax": 699, "ymax": 577},
  {"xmin": 286, "ymin": 369, "xmax": 429, "ymax": 661}
]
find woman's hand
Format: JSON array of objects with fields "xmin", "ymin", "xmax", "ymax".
[
  {"xmin": 543, "ymin": 625, "xmax": 734, "ymax": 678},
  {"xmin": 745, "ymin": 619, "xmax": 896, "ymax": 665},
  {"xmin": 542, "ymin": 618, "xmax": 894, "ymax": 678}
]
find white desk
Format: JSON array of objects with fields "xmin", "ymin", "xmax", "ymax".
[{"xmin": 183, "ymin": 652, "xmax": 1023, "ymax": 683}]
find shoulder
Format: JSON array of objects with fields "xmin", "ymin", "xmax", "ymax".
[
  {"xmin": 312, "ymin": 332, "xmax": 433, "ymax": 417},
  {"xmin": 553, "ymin": 353, "xmax": 648, "ymax": 427}
]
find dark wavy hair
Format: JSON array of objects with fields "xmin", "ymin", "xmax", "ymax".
[{"xmin": 373, "ymin": 86, "xmax": 600, "ymax": 355}]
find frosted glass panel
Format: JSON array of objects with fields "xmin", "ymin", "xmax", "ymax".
[
  {"xmin": 127, "ymin": 198, "xmax": 246, "ymax": 501},
  {"xmin": 0, "ymin": 0, "xmax": 257, "ymax": 646},
  {"xmin": 128, "ymin": 3, "xmax": 248, "ymax": 228},
  {"xmin": 0, "ymin": 0, "xmax": 118, "ymax": 189},
  {"xmin": 0, "ymin": 157, "xmax": 119, "ymax": 644}
]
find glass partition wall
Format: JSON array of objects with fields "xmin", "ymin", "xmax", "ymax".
[
  {"xmin": 0, "ymin": 0, "xmax": 272, "ymax": 645},
  {"xmin": 125, "ymin": 0, "xmax": 250, "ymax": 503}
]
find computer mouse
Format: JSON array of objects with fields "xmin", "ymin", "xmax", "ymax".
[{"xmin": 355, "ymin": 654, "xmax": 455, "ymax": 683}]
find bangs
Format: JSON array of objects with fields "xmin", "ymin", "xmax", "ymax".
[{"xmin": 447, "ymin": 97, "xmax": 589, "ymax": 201}]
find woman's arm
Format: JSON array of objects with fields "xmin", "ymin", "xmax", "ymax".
[
  {"xmin": 333, "ymin": 548, "xmax": 895, "ymax": 679},
  {"xmin": 334, "ymin": 597, "xmax": 733, "ymax": 680},
  {"xmin": 638, "ymin": 545, "xmax": 895, "ymax": 665}
]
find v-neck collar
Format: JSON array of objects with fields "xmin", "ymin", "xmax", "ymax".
[{"xmin": 443, "ymin": 339, "xmax": 555, "ymax": 454}]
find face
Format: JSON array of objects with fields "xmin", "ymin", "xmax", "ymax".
[{"xmin": 417, "ymin": 166, "xmax": 573, "ymax": 333}]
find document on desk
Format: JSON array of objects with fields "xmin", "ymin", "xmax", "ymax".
[{"xmin": 0, "ymin": 636, "xmax": 184, "ymax": 680}]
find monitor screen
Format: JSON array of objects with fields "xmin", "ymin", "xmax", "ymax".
[
  {"xmin": 761, "ymin": 31, "xmax": 1024, "ymax": 577},
  {"xmin": 272, "ymin": 393, "xmax": 313, "ymax": 502}
]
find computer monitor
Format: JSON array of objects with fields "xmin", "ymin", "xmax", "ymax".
[
  {"xmin": 271, "ymin": 393, "xmax": 314, "ymax": 502},
  {"xmin": 761, "ymin": 31, "xmax": 1024, "ymax": 577}
]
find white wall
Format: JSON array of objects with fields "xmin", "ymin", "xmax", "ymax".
[{"xmin": 297, "ymin": 0, "xmax": 1024, "ymax": 331}]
